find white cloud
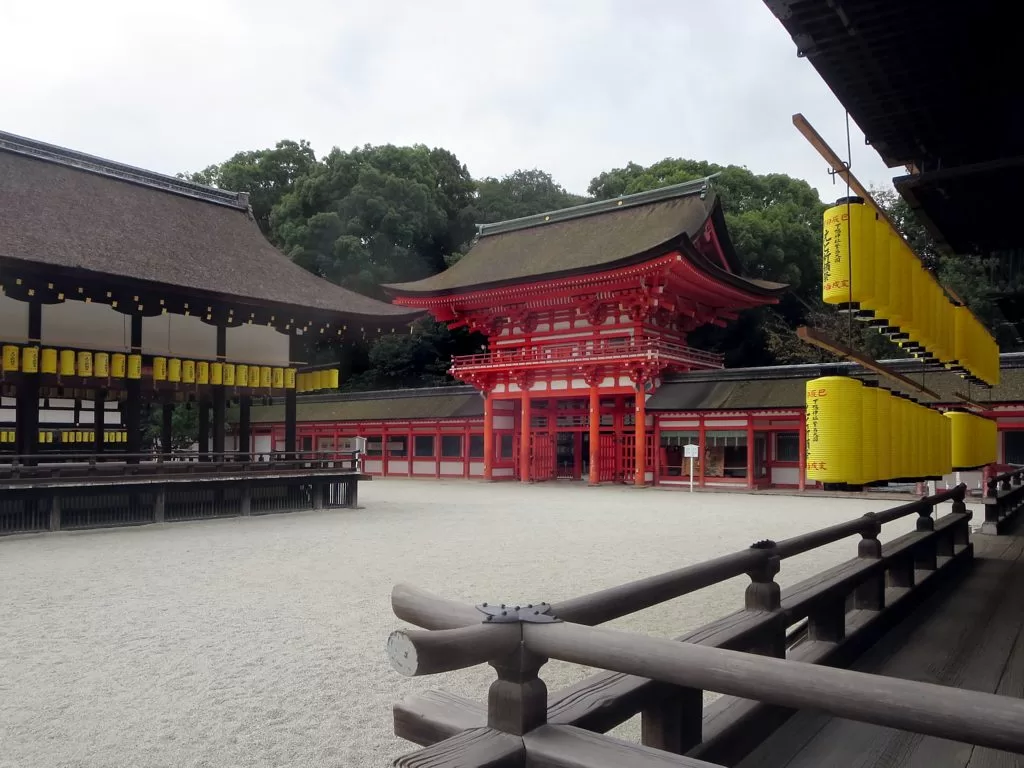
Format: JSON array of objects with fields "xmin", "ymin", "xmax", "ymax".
[{"xmin": 1, "ymin": 0, "xmax": 897, "ymax": 202}]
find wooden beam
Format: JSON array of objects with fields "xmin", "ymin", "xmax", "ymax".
[
  {"xmin": 388, "ymin": 623, "xmax": 521, "ymax": 677},
  {"xmin": 524, "ymin": 724, "xmax": 723, "ymax": 768},
  {"xmin": 523, "ymin": 620, "xmax": 1024, "ymax": 755},
  {"xmin": 391, "ymin": 583, "xmax": 483, "ymax": 631},
  {"xmin": 393, "ymin": 727, "xmax": 524, "ymax": 768},
  {"xmin": 796, "ymin": 326, "xmax": 942, "ymax": 400},
  {"xmin": 394, "ymin": 691, "xmax": 486, "ymax": 747}
]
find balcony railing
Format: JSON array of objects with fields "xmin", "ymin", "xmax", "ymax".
[{"xmin": 450, "ymin": 337, "xmax": 724, "ymax": 373}]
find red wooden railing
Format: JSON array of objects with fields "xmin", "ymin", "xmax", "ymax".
[{"xmin": 450, "ymin": 337, "xmax": 724, "ymax": 372}]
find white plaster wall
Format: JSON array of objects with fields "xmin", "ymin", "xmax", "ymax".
[
  {"xmin": 227, "ymin": 323, "xmax": 290, "ymax": 366},
  {"xmin": 469, "ymin": 461, "xmax": 484, "ymax": 476},
  {"xmin": 771, "ymin": 467, "xmax": 800, "ymax": 485},
  {"xmin": 0, "ymin": 292, "xmax": 28, "ymax": 339},
  {"xmin": 254, "ymin": 434, "xmax": 272, "ymax": 455},
  {"xmin": 143, "ymin": 314, "xmax": 217, "ymax": 358},
  {"xmin": 493, "ymin": 467, "xmax": 514, "ymax": 477},
  {"xmin": 43, "ymin": 301, "xmax": 128, "ymax": 350},
  {"xmin": 440, "ymin": 461, "xmax": 463, "ymax": 475},
  {"xmin": 363, "ymin": 459, "xmax": 384, "ymax": 474},
  {"xmin": 388, "ymin": 459, "xmax": 410, "ymax": 474},
  {"xmin": 412, "ymin": 460, "xmax": 435, "ymax": 475},
  {"xmin": 493, "ymin": 415, "xmax": 515, "ymax": 430}
]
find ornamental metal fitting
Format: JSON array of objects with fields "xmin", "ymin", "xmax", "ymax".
[
  {"xmin": 477, "ymin": 601, "xmax": 561, "ymax": 624},
  {"xmin": 750, "ymin": 539, "xmax": 777, "ymax": 550}
]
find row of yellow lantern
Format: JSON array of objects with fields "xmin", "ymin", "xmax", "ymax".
[
  {"xmin": 945, "ymin": 410, "xmax": 998, "ymax": 470},
  {"xmin": 1, "ymin": 345, "xmax": 341, "ymax": 392},
  {"xmin": 297, "ymin": 370, "xmax": 341, "ymax": 393},
  {"xmin": 0, "ymin": 430, "xmax": 128, "ymax": 444},
  {"xmin": 3, "ymin": 346, "xmax": 143, "ymax": 379},
  {"xmin": 821, "ymin": 198, "xmax": 999, "ymax": 386},
  {"xmin": 804, "ymin": 376, "xmax": 984, "ymax": 485}
]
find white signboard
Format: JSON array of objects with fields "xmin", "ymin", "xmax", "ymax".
[{"xmin": 683, "ymin": 444, "xmax": 699, "ymax": 458}]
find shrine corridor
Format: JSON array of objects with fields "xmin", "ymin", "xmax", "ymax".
[{"xmin": 0, "ymin": 480, "xmax": 935, "ymax": 768}]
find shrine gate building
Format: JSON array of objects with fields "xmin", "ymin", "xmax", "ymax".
[{"xmin": 384, "ymin": 179, "xmax": 787, "ymax": 486}]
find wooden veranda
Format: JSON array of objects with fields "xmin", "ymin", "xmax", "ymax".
[{"xmin": 385, "ymin": 474, "xmax": 1024, "ymax": 767}]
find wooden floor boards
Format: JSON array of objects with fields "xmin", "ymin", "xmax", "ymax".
[{"xmin": 740, "ymin": 533, "xmax": 1024, "ymax": 768}]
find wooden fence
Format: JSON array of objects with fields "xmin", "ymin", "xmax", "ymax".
[
  {"xmin": 981, "ymin": 467, "xmax": 1024, "ymax": 534},
  {"xmin": 0, "ymin": 450, "xmax": 365, "ymax": 535},
  {"xmin": 385, "ymin": 485, "xmax": 1024, "ymax": 767}
]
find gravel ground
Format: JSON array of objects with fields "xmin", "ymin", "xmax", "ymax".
[{"xmin": 0, "ymin": 480, "xmax": 965, "ymax": 768}]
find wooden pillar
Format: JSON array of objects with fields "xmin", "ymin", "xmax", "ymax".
[
  {"xmin": 634, "ymin": 388, "xmax": 646, "ymax": 487},
  {"xmin": 483, "ymin": 393, "xmax": 494, "ymax": 480},
  {"xmin": 520, "ymin": 394, "xmax": 531, "ymax": 483},
  {"xmin": 125, "ymin": 313, "xmax": 143, "ymax": 462},
  {"xmin": 614, "ymin": 396, "xmax": 624, "ymax": 481},
  {"xmin": 746, "ymin": 421, "xmax": 755, "ymax": 490},
  {"xmin": 161, "ymin": 402, "xmax": 173, "ymax": 456},
  {"xmin": 588, "ymin": 384, "xmax": 600, "ymax": 485},
  {"xmin": 198, "ymin": 401, "xmax": 210, "ymax": 460},
  {"xmin": 238, "ymin": 396, "xmax": 251, "ymax": 461},
  {"xmin": 93, "ymin": 391, "xmax": 105, "ymax": 454},
  {"xmin": 698, "ymin": 419, "xmax": 706, "ymax": 488},
  {"xmin": 212, "ymin": 325, "xmax": 226, "ymax": 460},
  {"xmin": 16, "ymin": 301, "xmax": 42, "ymax": 463},
  {"xmin": 285, "ymin": 334, "xmax": 301, "ymax": 460},
  {"xmin": 798, "ymin": 412, "xmax": 807, "ymax": 492}
]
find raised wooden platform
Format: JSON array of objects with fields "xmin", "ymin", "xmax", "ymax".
[{"xmin": 740, "ymin": 529, "xmax": 1024, "ymax": 768}]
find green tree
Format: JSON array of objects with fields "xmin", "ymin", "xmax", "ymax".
[
  {"xmin": 475, "ymin": 169, "xmax": 587, "ymax": 224},
  {"xmin": 270, "ymin": 144, "xmax": 476, "ymax": 299},
  {"xmin": 144, "ymin": 404, "xmax": 199, "ymax": 451},
  {"xmin": 182, "ymin": 140, "xmax": 317, "ymax": 237}
]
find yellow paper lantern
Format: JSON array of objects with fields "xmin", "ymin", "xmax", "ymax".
[
  {"xmin": 311, "ymin": 370, "xmax": 323, "ymax": 391},
  {"xmin": 111, "ymin": 353, "xmax": 127, "ymax": 378},
  {"xmin": 210, "ymin": 362, "xmax": 223, "ymax": 385},
  {"xmin": 223, "ymin": 363, "xmax": 236, "ymax": 386},
  {"xmin": 76, "ymin": 350, "xmax": 93, "ymax": 377},
  {"xmin": 153, "ymin": 356, "xmax": 168, "ymax": 381},
  {"xmin": 182, "ymin": 359, "xmax": 196, "ymax": 384},
  {"xmin": 805, "ymin": 376, "xmax": 863, "ymax": 484},
  {"xmin": 285, "ymin": 368, "xmax": 296, "ymax": 389},
  {"xmin": 59, "ymin": 349, "xmax": 76, "ymax": 376},
  {"xmin": 168, "ymin": 358, "xmax": 182, "ymax": 383},
  {"xmin": 94, "ymin": 352, "xmax": 110, "ymax": 377},
  {"xmin": 259, "ymin": 366, "xmax": 272, "ymax": 388},
  {"xmin": 2, "ymin": 345, "xmax": 19, "ymax": 372},
  {"xmin": 236, "ymin": 364, "xmax": 249, "ymax": 387},
  {"xmin": 272, "ymin": 367, "xmax": 284, "ymax": 388},
  {"xmin": 197, "ymin": 361, "xmax": 209, "ymax": 385},
  {"xmin": 22, "ymin": 346, "xmax": 39, "ymax": 374},
  {"xmin": 822, "ymin": 198, "xmax": 875, "ymax": 311},
  {"xmin": 41, "ymin": 348, "xmax": 58, "ymax": 374},
  {"xmin": 127, "ymin": 354, "xmax": 142, "ymax": 380},
  {"xmin": 861, "ymin": 384, "xmax": 878, "ymax": 485}
]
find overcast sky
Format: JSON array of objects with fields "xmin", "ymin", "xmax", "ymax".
[{"xmin": 2, "ymin": 0, "xmax": 896, "ymax": 203}]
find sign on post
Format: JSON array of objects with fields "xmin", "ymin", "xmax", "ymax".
[{"xmin": 683, "ymin": 444, "xmax": 699, "ymax": 492}]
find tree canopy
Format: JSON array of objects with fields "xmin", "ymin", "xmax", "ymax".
[{"xmin": 184, "ymin": 143, "xmax": 1013, "ymax": 389}]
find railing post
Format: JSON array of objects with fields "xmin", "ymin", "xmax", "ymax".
[
  {"xmin": 48, "ymin": 493, "xmax": 61, "ymax": 532},
  {"xmin": 487, "ymin": 643, "xmax": 547, "ymax": 736},
  {"xmin": 240, "ymin": 481, "xmax": 251, "ymax": 516},
  {"xmin": 641, "ymin": 685, "xmax": 703, "ymax": 755},
  {"xmin": 914, "ymin": 500, "xmax": 938, "ymax": 572},
  {"xmin": 854, "ymin": 513, "xmax": 884, "ymax": 611},
  {"xmin": 744, "ymin": 541, "xmax": 784, "ymax": 657},
  {"xmin": 153, "ymin": 485, "xmax": 166, "ymax": 523}
]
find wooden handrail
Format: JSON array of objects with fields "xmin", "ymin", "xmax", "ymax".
[
  {"xmin": 392, "ymin": 583, "xmax": 485, "ymax": 631},
  {"xmin": 521, "ymin": 620, "xmax": 1024, "ymax": 755}
]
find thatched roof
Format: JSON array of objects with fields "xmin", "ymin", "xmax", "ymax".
[
  {"xmin": 0, "ymin": 131, "xmax": 418, "ymax": 321},
  {"xmin": 247, "ymin": 387, "xmax": 483, "ymax": 424},
  {"xmin": 386, "ymin": 178, "xmax": 787, "ymax": 298}
]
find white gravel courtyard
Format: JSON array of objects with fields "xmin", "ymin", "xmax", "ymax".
[{"xmin": 0, "ymin": 480, "xmax": 959, "ymax": 767}]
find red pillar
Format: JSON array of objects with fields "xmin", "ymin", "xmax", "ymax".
[
  {"xmin": 634, "ymin": 388, "xmax": 647, "ymax": 487},
  {"xmin": 520, "ymin": 394, "xmax": 531, "ymax": 483},
  {"xmin": 799, "ymin": 411, "xmax": 807, "ymax": 491},
  {"xmin": 588, "ymin": 384, "xmax": 600, "ymax": 485},
  {"xmin": 746, "ymin": 421, "xmax": 755, "ymax": 490},
  {"xmin": 483, "ymin": 394, "xmax": 494, "ymax": 481}
]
